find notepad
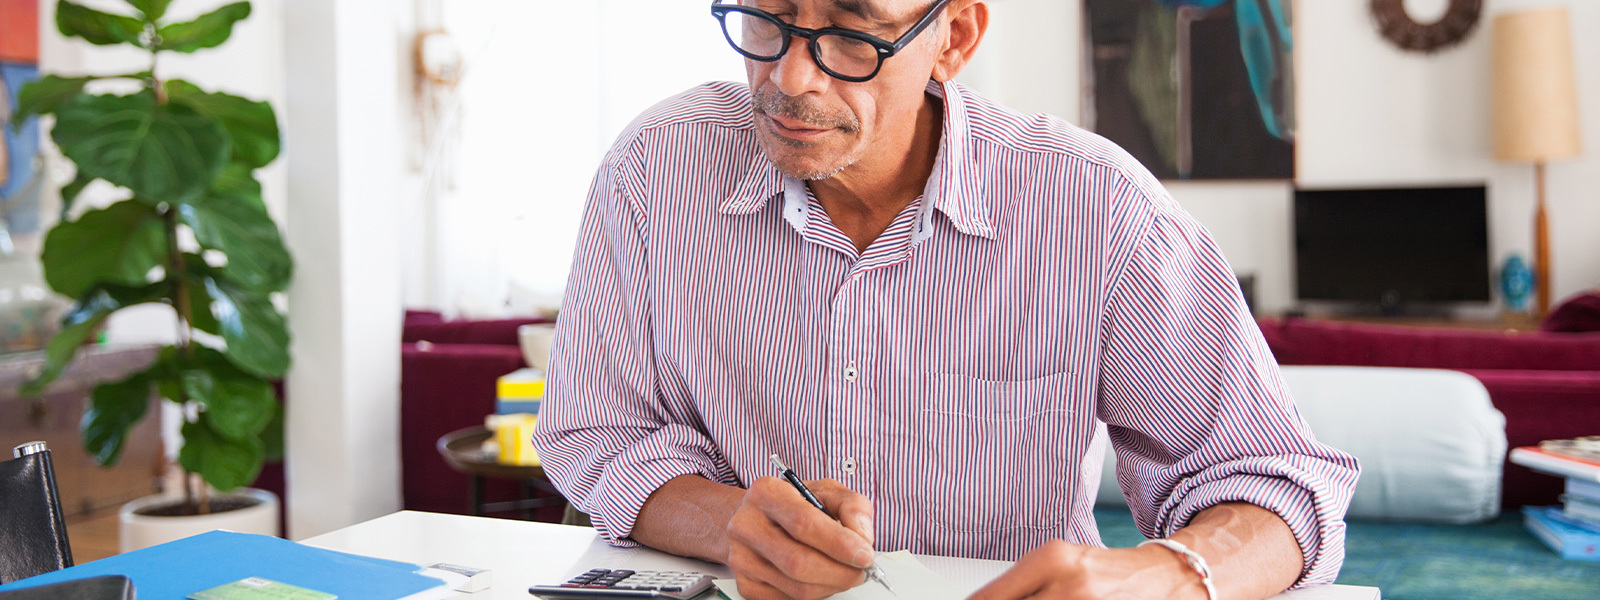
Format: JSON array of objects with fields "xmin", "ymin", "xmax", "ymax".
[{"xmin": 713, "ymin": 551, "xmax": 965, "ymax": 600}]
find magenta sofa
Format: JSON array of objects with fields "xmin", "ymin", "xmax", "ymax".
[
  {"xmin": 1256, "ymin": 296, "xmax": 1600, "ymax": 510},
  {"xmin": 399, "ymin": 310, "xmax": 559, "ymax": 519}
]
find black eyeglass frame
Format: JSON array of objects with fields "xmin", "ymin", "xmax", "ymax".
[{"xmin": 710, "ymin": 0, "xmax": 953, "ymax": 83}]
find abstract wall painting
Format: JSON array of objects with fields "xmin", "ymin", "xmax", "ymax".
[{"xmin": 1084, "ymin": 0, "xmax": 1295, "ymax": 180}]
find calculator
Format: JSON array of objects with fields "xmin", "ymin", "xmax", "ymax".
[{"xmin": 528, "ymin": 568, "xmax": 718, "ymax": 599}]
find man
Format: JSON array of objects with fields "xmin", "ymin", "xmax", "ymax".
[{"xmin": 531, "ymin": 1, "xmax": 1360, "ymax": 599}]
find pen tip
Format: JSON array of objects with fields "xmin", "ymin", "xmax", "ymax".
[{"xmin": 769, "ymin": 454, "xmax": 787, "ymax": 472}]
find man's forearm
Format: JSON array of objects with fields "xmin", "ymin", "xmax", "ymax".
[
  {"xmin": 631, "ymin": 474, "xmax": 745, "ymax": 564},
  {"xmin": 1167, "ymin": 502, "xmax": 1304, "ymax": 599}
]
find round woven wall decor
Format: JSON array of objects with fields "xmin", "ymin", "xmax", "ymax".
[{"xmin": 1370, "ymin": 0, "xmax": 1483, "ymax": 53}]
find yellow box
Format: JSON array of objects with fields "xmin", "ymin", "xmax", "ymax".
[
  {"xmin": 497, "ymin": 368, "xmax": 545, "ymax": 399},
  {"xmin": 489, "ymin": 413, "xmax": 540, "ymax": 466}
]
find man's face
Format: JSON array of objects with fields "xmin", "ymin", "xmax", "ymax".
[{"xmin": 741, "ymin": 0, "xmax": 945, "ymax": 181}]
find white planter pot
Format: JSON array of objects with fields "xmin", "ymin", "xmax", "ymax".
[{"xmin": 119, "ymin": 488, "xmax": 280, "ymax": 552}]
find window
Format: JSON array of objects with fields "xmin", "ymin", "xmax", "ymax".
[{"xmin": 426, "ymin": 0, "xmax": 745, "ymax": 314}]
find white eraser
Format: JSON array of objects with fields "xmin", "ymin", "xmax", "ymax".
[{"xmin": 425, "ymin": 563, "xmax": 492, "ymax": 593}]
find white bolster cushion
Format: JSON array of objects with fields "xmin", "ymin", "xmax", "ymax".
[{"xmin": 1095, "ymin": 365, "xmax": 1507, "ymax": 523}]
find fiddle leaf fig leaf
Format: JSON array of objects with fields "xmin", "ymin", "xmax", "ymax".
[
  {"xmin": 41, "ymin": 200, "xmax": 166, "ymax": 299},
  {"xmin": 201, "ymin": 273, "xmax": 290, "ymax": 378},
  {"xmin": 180, "ymin": 166, "xmax": 291, "ymax": 292},
  {"xmin": 20, "ymin": 282, "xmax": 170, "ymax": 397},
  {"xmin": 124, "ymin": 0, "xmax": 173, "ymax": 21},
  {"xmin": 179, "ymin": 418, "xmax": 263, "ymax": 491},
  {"xmin": 12, "ymin": 75, "xmax": 92, "ymax": 127},
  {"xmin": 180, "ymin": 346, "xmax": 275, "ymax": 441},
  {"xmin": 82, "ymin": 368, "xmax": 156, "ymax": 466},
  {"xmin": 52, "ymin": 92, "xmax": 230, "ymax": 205},
  {"xmin": 55, "ymin": 0, "xmax": 145, "ymax": 47},
  {"xmin": 166, "ymin": 81, "xmax": 279, "ymax": 168},
  {"xmin": 185, "ymin": 255, "xmax": 222, "ymax": 335},
  {"xmin": 155, "ymin": 1, "xmax": 250, "ymax": 53}
]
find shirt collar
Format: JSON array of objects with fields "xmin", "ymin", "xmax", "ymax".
[{"xmin": 718, "ymin": 80, "xmax": 996, "ymax": 241}]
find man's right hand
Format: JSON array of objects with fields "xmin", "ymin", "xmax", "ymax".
[{"xmin": 725, "ymin": 476, "xmax": 877, "ymax": 600}]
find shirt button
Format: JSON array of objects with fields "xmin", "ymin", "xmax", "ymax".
[
  {"xmin": 842, "ymin": 458, "xmax": 857, "ymax": 473},
  {"xmin": 843, "ymin": 365, "xmax": 859, "ymax": 382}
]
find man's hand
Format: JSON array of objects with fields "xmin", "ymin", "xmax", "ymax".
[
  {"xmin": 966, "ymin": 541, "xmax": 1207, "ymax": 600},
  {"xmin": 725, "ymin": 476, "xmax": 877, "ymax": 600},
  {"xmin": 968, "ymin": 503, "xmax": 1304, "ymax": 600}
]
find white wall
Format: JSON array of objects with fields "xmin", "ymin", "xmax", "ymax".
[
  {"xmin": 405, "ymin": 0, "xmax": 746, "ymax": 317},
  {"xmin": 282, "ymin": 0, "xmax": 411, "ymax": 538},
  {"xmin": 962, "ymin": 0, "xmax": 1600, "ymax": 314}
]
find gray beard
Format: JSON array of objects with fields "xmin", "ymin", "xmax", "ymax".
[{"xmin": 758, "ymin": 124, "xmax": 860, "ymax": 181}]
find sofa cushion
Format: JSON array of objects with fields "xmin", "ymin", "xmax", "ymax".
[
  {"xmin": 1542, "ymin": 291, "xmax": 1600, "ymax": 333},
  {"xmin": 1259, "ymin": 317, "xmax": 1600, "ymax": 372},
  {"xmin": 402, "ymin": 317, "xmax": 553, "ymax": 346},
  {"xmin": 399, "ymin": 343, "xmax": 528, "ymax": 514},
  {"xmin": 1097, "ymin": 366, "xmax": 1506, "ymax": 523}
]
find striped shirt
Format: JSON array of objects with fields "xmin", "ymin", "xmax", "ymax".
[{"xmin": 532, "ymin": 79, "xmax": 1360, "ymax": 586}]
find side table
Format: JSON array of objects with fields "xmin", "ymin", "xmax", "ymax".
[{"xmin": 435, "ymin": 426, "xmax": 566, "ymax": 519}]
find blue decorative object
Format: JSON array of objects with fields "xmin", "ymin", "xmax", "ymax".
[{"xmin": 1502, "ymin": 254, "xmax": 1535, "ymax": 311}]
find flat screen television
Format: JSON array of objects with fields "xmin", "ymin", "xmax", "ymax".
[{"xmin": 1294, "ymin": 185, "xmax": 1490, "ymax": 309}]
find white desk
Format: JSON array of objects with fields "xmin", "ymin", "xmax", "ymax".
[{"xmin": 302, "ymin": 511, "xmax": 1378, "ymax": 600}]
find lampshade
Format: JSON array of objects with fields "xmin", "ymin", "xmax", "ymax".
[{"xmin": 1491, "ymin": 7, "xmax": 1582, "ymax": 162}]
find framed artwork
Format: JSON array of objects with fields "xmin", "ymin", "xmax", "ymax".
[
  {"xmin": 1084, "ymin": 0, "xmax": 1295, "ymax": 180},
  {"xmin": 1, "ymin": 0, "xmax": 44, "ymax": 238}
]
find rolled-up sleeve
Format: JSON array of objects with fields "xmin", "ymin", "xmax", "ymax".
[
  {"xmin": 1096, "ymin": 208, "xmax": 1361, "ymax": 587},
  {"xmin": 530, "ymin": 143, "xmax": 738, "ymax": 546}
]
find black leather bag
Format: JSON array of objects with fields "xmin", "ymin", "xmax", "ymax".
[{"xmin": 0, "ymin": 445, "xmax": 74, "ymax": 584}]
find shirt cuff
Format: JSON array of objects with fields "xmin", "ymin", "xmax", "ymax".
[
  {"xmin": 1155, "ymin": 466, "xmax": 1350, "ymax": 588},
  {"xmin": 583, "ymin": 423, "xmax": 737, "ymax": 546}
]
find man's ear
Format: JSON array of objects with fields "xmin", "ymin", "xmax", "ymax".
[{"xmin": 931, "ymin": 0, "xmax": 988, "ymax": 82}]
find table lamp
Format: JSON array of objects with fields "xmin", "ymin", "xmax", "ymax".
[{"xmin": 1491, "ymin": 7, "xmax": 1583, "ymax": 315}]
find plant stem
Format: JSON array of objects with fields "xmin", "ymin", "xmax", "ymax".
[
  {"xmin": 150, "ymin": 46, "xmax": 165, "ymax": 104},
  {"xmin": 183, "ymin": 469, "xmax": 195, "ymax": 516},
  {"xmin": 165, "ymin": 201, "xmax": 203, "ymax": 514}
]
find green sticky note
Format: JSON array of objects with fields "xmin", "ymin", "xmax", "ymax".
[{"xmin": 188, "ymin": 577, "xmax": 337, "ymax": 600}]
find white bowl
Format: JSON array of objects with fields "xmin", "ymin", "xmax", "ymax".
[{"xmin": 518, "ymin": 323, "xmax": 556, "ymax": 372}]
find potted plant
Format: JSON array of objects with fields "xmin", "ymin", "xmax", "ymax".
[{"xmin": 13, "ymin": 0, "xmax": 291, "ymax": 550}]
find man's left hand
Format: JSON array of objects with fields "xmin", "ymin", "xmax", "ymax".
[{"xmin": 965, "ymin": 540, "xmax": 1206, "ymax": 600}]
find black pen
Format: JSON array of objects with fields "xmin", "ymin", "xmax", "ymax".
[{"xmin": 768, "ymin": 454, "xmax": 895, "ymax": 595}]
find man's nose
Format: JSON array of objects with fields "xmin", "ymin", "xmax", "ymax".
[{"xmin": 770, "ymin": 36, "xmax": 830, "ymax": 97}]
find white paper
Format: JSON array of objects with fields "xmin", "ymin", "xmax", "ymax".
[{"xmin": 713, "ymin": 551, "xmax": 966, "ymax": 600}]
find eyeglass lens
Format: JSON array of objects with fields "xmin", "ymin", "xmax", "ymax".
[{"xmin": 721, "ymin": 11, "xmax": 881, "ymax": 80}]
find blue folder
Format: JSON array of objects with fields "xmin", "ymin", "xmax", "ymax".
[{"xmin": 0, "ymin": 530, "xmax": 444, "ymax": 599}]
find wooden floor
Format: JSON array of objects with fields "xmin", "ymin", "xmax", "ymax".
[{"xmin": 64, "ymin": 506, "xmax": 123, "ymax": 564}]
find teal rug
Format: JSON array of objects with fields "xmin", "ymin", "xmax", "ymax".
[{"xmin": 1093, "ymin": 507, "xmax": 1600, "ymax": 600}]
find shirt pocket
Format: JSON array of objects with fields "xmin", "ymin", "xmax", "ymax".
[{"xmin": 917, "ymin": 371, "xmax": 1077, "ymax": 532}]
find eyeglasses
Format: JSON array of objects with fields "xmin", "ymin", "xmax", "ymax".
[{"xmin": 710, "ymin": 1, "xmax": 952, "ymax": 83}]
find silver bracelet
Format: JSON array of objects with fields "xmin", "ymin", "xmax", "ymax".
[{"xmin": 1139, "ymin": 538, "xmax": 1219, "ymax": 600}]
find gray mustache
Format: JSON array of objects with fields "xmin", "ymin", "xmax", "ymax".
[{"xmin": 752, "ymin": 88, "xmax": 861, "ymax": 133}]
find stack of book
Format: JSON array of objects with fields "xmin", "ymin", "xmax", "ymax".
[{"xmin": 1510, "ymin": 436, "xmax": 1600, "ymax": 561}]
